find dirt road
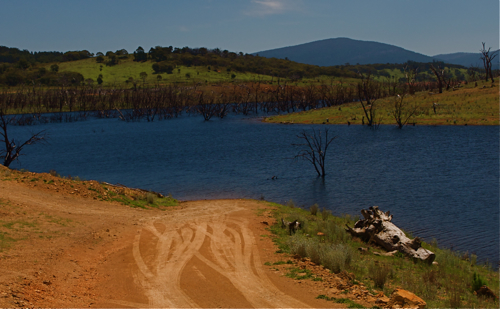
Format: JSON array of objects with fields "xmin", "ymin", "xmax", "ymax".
[{"xmin": 0, "ymin": 168, "xmax": 351, "ymax": 308}]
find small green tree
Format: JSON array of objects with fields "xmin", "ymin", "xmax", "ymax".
[
  {"xmin": 97, "ymin": 74, "xmax": 103, "ymax": 85},
  {"xmin": 50, "ymin": 64, "xmax": 59, "ymax": 73},
  {"xmin": 472, "ymin": 272, "xmax": 488, "ymax": 292}
]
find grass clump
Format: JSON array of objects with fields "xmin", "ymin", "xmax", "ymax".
[
  {"xmin": 369, "ymin": 262, "xmax": 391, "ymax": 289},
  {"xmin": 0, "ymin": 232, "xmax": 16, "ymax": 252},
  {"xmin": 286, "ymin": 233, "xmax": 353, "ymax": 273},
  {"xmin": 111, "ymin": 192, "xmax": 177, "ymax": 210},
  {"xmin": 310, "ymin": 203, "xmax": 319, "ymax": 216},
  {"xmin": 316, "ymin": 295, "xmax": 364, "ymax": 308},
  {"xmin": 285, "ymin": 267, "xmax": 321, "ymax": 281},
  {"xmin": 321, "ymin": 207, "xmax": 332, "ymax": 220}
]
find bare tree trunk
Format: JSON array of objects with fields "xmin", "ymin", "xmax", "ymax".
[{"xmin": 430, "ymin": 64, "xmax": 445, "ymax": 93}]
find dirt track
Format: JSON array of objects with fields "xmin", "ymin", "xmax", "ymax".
[{"xmin": 1, "ymin": 168, "xmax": 359, "ymax": 308}]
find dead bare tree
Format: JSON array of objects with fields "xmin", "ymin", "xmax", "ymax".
[
  {"xmin": 429, "ymin": 64, "xmax": 447, "ymax": 93},
  {"xmin": 357, "ymin": 72, "xmax": 382, "ymax": 127},
  {"xmin": 480, "ymin": 42, "xmax": 498, "ymax": 83},
  {"xmin": 392, "ymin": 93, "xmax": 419, "ymax": 129},
  {"xmin": 293, "ymin": 128, "xmax": 337, "ymax": 177},
  {"xmin": 0, "ymin": 111, "xmax": 47, "ymax": 167},
  {"xmin": 403, "ymin": 64, "xmax": 419, "ymax": 95}
]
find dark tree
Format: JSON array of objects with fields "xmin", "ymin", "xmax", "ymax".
[
  {"xmin": 293, "ymin": 128, "xmax": 337, "ymax": 177},
  {"xmin": 429, "ymin": 63, "xmax": 446, "ymax": 93},
  {"xmin": 357, "ymin": 72, "xmax": 382, "ymax": 127},
  {"xmin": 0, "ymin": 111, "xmax": 47, "ymax": 167},
  {"xmin": 97, "ymin": 74, "xmax": 103, "ymax": 85},
  {"xmin": 133, "ymin": 46, "xmax": 147, "ymax": 62},
  {"xmin": 480, "ymin": 42, "xmax": 498, "ymax": 83},
  {"xmin": 50, "ymin": 64, "xmax": 59, "ymax": 72}
]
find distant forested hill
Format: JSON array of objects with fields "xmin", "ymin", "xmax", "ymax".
[
  {"xmin": 253, "ymin": 38, "xmax": 435, "ymax": 66},
  {"xmin": 433, "ymin": 51, "xmax": 499, "ymax": 70}
]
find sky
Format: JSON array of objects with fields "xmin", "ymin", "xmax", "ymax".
[{"xmin": 0, "ymin": 0, "xmax": 498, "ymax": 57}]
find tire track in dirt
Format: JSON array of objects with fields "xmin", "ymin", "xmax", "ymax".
[{"xmin": 122, "ymin": 200, "xmax": 309, "ymax": 308}]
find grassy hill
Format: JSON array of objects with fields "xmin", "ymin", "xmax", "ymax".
[{"xmin": 49, "ymin": 56, "xmax": 275, "ymax": 86}]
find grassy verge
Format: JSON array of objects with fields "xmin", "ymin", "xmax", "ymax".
[
  {"xmin": 264, "ymin": 78, "xmax": 499, "ymax": 126},
  {"xmin": 267, "ymin": 201, "xmax": 499, "ymax": 308}
]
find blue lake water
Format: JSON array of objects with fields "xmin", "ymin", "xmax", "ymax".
[{"xmin": 8, "ymin": 114, "xmax": 499, "ymax": 264}]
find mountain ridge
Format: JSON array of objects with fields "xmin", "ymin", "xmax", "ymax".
[{"xmin": 254, "ymin": 38, "xmax": 497, "ymax": 68}]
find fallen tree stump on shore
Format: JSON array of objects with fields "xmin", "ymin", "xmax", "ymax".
[{"xmin": 345, "ymin": 206, "xmax": 435, "ymax": 264}]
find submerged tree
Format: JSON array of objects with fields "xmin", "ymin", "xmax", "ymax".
[
  {"xmin": 293, "ymin": 128, "xmax": 337, "ymax": 177},
  {"xmin": 0, "ymin": 111, "xmax": 47, "ymax": 167}
]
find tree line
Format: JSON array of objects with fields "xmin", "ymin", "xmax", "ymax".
[{"xmin": 2, "ymin": 44, "xmax": 495, "ymax": 88}]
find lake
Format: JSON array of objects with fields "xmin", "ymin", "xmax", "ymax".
[{"xmin": 8, "ymin": 114, "xmax": 499, "ymax": 265}]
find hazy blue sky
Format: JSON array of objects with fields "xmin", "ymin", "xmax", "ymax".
[{"xmin": 1, "ymin": 0, "xmax": 498, "ymax": 56}]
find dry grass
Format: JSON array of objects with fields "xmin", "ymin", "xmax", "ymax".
[{"xmin": 265, "ymin": 78, "xmax": 499, "ymax": 126}]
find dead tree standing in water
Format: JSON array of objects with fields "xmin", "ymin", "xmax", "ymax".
[{"xmin": 293, "ymin": 128, "xmax": 337, "ymax": 177}]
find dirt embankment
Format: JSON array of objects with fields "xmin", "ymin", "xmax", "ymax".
[{"xmin": 0, "ymin": 167, "xmax": 384, "ymax": 308}]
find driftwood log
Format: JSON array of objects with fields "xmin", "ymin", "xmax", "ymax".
[{"xmin": 345, "ymin": 206, "xmax": 435, "ymax": 264}]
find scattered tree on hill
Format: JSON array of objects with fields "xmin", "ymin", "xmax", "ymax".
[
  {"xmin": 50, "ymin": 64, "xmax": 59, "ymax": 73},
  {"xmin": 480, "ymin": 42, "xmax": 498, "ymax": 83},
  {"xmin": 140, "ymin": 72, "xmax": 148, "ymax": 83},
  {"xmin": 293, "ymin": 128, "xmax": 337, "ymax": 177},
  {"xmin": 134, "ymin": 46, "xmax": 148, "ymax": 62},
  {"xmin": 97, "ymin": 74, "xmax": 103, "ymax": 85},
  {"xmin": 0, "ymin": 110, "xmax": 47, "ymax": 167}
]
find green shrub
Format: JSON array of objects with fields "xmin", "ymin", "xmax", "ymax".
[{"xmin": 472, "ymin": 272, "xmax": 487, "ymax": 292}]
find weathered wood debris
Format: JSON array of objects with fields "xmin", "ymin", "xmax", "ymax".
[{"xmin": 345, "ymin": 206, "xmax": 435, "ymax": 264}]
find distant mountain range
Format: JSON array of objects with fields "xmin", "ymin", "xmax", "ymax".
[
  {"xmin": 433, "ymin": 51, "xmax": 499, "ymax": 69},
  {"xmin": 254, "ymin": 38, "xmax": 499, "ymax": 69}
]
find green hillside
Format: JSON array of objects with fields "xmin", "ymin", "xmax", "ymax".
[{"xmin": 49, "ymin": 56, "xmax": 275, "ymax": 86}]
